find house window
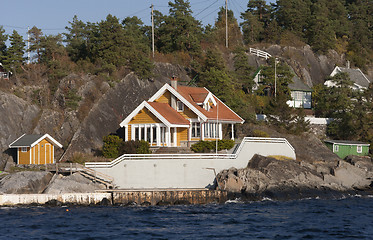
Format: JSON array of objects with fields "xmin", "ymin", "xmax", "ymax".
[
  {"xmin": 357, "ymin": 145, "xmax": 362, "ymax": 153},
  {"xmin": 334, "ymin": 145, "xmax": 339, "ymax": 152},
  {"xmin": 152, "ymin": 126, "xmax": 157, "ymax": 143},
  {"xmin": 21, "ymin": 147, "xmax": 28, "ymax": 152},
  {"xmin": 177, "ymin": 101, "xmax": 184, "ymax": 112},
  {"xmin": 146, "ymin": 127, "xmax": 151, "ymax": 143},
  {"xmin": 191, "ymin": 122, "xmax": 201, "ymax": 138}
]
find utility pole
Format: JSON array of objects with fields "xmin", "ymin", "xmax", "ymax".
[
  {"xmin": 274, "ymin": 57, "xmax": 278, "ymax": 99},
  {"xmin": 225, "ymin": 0, "xmax": 228, "ymax": 48},
  {"xmin": 151, "ymin": 4, "xmax": 155, "ymax": 58},
  {"xmin": 27, "ymin": 26, "xmax": 30, "ymax": 64}
]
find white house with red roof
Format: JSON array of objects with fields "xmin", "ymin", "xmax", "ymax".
[{"xmin": 119, "ymin": 77, "xmax": 244, "ymax": 147}]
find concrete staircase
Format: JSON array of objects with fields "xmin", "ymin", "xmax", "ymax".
[{"xmin": 153, "ymin": 147, "xmax": 194, "ymax": 154}]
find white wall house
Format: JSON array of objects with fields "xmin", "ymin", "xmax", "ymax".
[{"xmin": 325, "ymin": 66, "xmax": 372, "ymax": 91}]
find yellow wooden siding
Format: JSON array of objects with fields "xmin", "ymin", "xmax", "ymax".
[
  {"xmin": 155, "ymin": 91, "xmax": 171, "ymax": 104},
  {"xmin": 18, "ymin": 147, "xmax": 30, "ymax": 164},
  {"xmin": 179, "ymin": 105, "xmax": 197, "ymax": 119},
  {"xmin": 128, "ymin": 125, "xmax": 132, "ymax": 140},
  {"xmin": 204, "ymin": 138, "xmax": 218, "ymax": 141},
  {"xmin": 19, "ymin": 139, "xmax": 55, "ymax": 165},
  {"xmin": 191, "ymin": 137, "xmax": 201, "ymax": 141},
  {"xmin": 129, "ymin": 109, "xmax": 161, "ymax": 124},
  {"xmin": 177, "ymin": 128, "xmax": 188, "ymax": 146}
]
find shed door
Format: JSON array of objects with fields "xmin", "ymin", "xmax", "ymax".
[{"xmin": 45, "ymin": 144, "xmax": 51, "ymax": 164}]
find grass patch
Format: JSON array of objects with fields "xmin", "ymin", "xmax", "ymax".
[{"xmin": 268, "ymin": 155, "xmax": 294, "ymax": 161}]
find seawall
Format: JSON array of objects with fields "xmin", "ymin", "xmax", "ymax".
[
  {"xmin": 0, "ymin": 189, "xmax": 227, "ymax": 206},
  {"xmin": 86, "ymin": 137, "xmax": 296, "ymax": 189}
]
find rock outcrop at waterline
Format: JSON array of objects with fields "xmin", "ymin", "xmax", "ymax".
[
  {"xmin": 217, "ymin": 154, "xmax": 373, "ymax": 200},
  {"xmin": 0, "ymin": 172, "xmax": 105, "ymax": 194}
]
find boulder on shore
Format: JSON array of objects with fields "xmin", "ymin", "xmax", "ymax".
[
  {"xmin": 0, "ymin": 171, "xmax": 53, "ymax": 194},
  {"xmin": 43, "ymin": 172, "xmax": 105, "ymax": 194},
  {"xmin": 216, "ymin": 154, "xmax": 373, "ymax": 200}
]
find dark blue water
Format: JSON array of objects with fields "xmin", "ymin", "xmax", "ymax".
[{"xmin": 1, "ymin": 196, "xmax": 372, "ymax": 239}]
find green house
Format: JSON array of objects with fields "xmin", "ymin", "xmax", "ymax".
[{"xmin": 325, "ymin": 140, "xmax": 370, "ymax": 159}]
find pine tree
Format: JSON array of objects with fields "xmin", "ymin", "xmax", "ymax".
[
  {"xmin": 40, "ymin": 34, "xmax": 65, "ymax": 63},
  {"xmin": 64, "ymin": 15, "xmax": 89, "ymax": 62},
  {"xmin": 122, "ymin": 16, "xmax": 153, "ymax": 78},
  {"xmin": 156, "ymin": 0, "xmax": 202, "ymax": 54},
  {"xmin": 233, "ymin": 47, "xmax": 254, "ymax": 93},
  {"xmin": 275, "ymin": 0, "xmax": 311, "ymax": 38},
  {"xmin": 214, "ymin": 8, "xmax": 243, "ymax": 47},
  {"xmin": 0, "ymin": 26, "xmax": 7, "ymax": 64},
  {"xmin": 4, "ymin": 30, "xmax": 25, "ymax": 71},
  {"xmin": 28, "ymin": 26, "xmax": 43, "ymax": 62},
  {"xmin": 92, "ymin": 14, "xmax": 127, "ymax": 68}
]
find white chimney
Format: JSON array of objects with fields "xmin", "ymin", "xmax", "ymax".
[{"xmin": 170, "ymin": 76, "xmax": 178, "ymax": 110}]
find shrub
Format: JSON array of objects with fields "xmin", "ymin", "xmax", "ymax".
[
  {"xmin": 102, "ymin": 135, "xmax": 123, "ymax": 158},
  {"xmin": 191, "ymin": 139, "xmax": 235, "ymax": 153},
  {"xmin": 118, "ymin": 140, "xmax": 151, "ymax": 154},
  {"xmin": 191, "ymin": 140, "xmax": 215, "ymax": 153},
  {"xmin": 252, "ymin": 129, "xmax": 269, "ymax": 138}
]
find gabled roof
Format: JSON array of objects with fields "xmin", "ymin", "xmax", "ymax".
[
  {"xmin": 132, "ymin": 83, "xmax": 244, "ymax": 124},
  {"xmin": 330, "ymin": 66, "xmax": 371, "ymax": 89},
  {"xmin": 325, "ymin": 140, "xmax": 370, "ymax": 146},
  {"xmin": 177, "ymin": 86, "xmax": 244, "ymax": 123},
  {"xmin": 289, "ymin": 76, "xmax": 313, "ymax": 92},
  {"xmin": 119, "ymin": 101, "xmax": 190, "ymax": 127},
  {"xmin": 148, "ymin": 84, "xmax": 208, "ymax": 122},
  {"xmin": 9, "ymin": 134, "xmax": 63, "ymax": 148}
]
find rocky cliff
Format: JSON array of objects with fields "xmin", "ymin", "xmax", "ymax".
[{"xmin": 0, "ymin": 62, "xmax": 191, "ymax": 166}]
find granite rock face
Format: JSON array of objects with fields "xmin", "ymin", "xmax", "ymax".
[
  {"xmin": 0, "ymin": 171, "xmax": 53, "ymax": 194},
  {"xmin": 217, "ymin": 154, "xmax": 373, "ymax": 200},
  {"xmin": 44, "ymin": 173, "xmax": 105, "ymax": 194}
]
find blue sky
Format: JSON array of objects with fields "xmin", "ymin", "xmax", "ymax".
[{"xmin": 1, "ymin": 0, "xmax": 275, "ymax": 40}]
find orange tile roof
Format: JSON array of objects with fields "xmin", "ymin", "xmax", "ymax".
[
  {"xmin": 147, "ymin": 102, "xmax": 190, "ymax": 125},
  {"xmin": 176, "ymin": 86, "xmax": 243, "ymax": 122}
]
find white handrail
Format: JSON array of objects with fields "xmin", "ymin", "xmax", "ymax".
[
  {"xmin": 85, "ymin": 137, "xmax": 295, "ymax": 168},
  {"xmin": 249, "ymin": 48, "xmax": 272, "ymax": 60}
]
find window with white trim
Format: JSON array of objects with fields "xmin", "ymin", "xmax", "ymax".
[
  {"xmin": 334, "ymin": 145, "xmax": 339, "ymax": 152},
  {"xmin": 21, "ymin": 147, "xmax": 28, "ymax": 152},
  {"xmin": 177, "ymin": 101, "xmax": 184, "ymax": 112},
  {"xmin": 191, "ymin": 122, "xmax": 200, "ymax": 138},
  {"xmin": 357, "ymin": 145, "xmax": 362, "ymax": 153}
]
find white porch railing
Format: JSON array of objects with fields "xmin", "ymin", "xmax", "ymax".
[{"xmin": 249, "ymin": 48, "xmax": 272, "ymax": 60}]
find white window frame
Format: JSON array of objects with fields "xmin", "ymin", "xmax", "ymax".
[
  {"xmin": 334, "ymin": 144, "xmax": 339, "ymax": 152},
  {"xmin": 357, "ymin": 145, "xmax": 362, "ymax": 153},
  {"xmin": 21, "ymin": 147, "xmax": 28, "ymax": 152},
  {"xmin": 177, "ymin": 101, "xmax": 184, "ymax": 112}
]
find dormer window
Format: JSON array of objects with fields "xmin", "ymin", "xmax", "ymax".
[{"xmin": 177, "ymin": 101, "xmax": 184, "ymax": 112}]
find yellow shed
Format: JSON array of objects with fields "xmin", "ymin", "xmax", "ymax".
[{"xmin": 9, "ymin": 134, "xmax": 63, "ymax": 165}]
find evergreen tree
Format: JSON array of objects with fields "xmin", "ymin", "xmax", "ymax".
[
  {"xmin": 275, "ymin": 0, "xmax": 311, "ymax": 38},
  {"xmin": 28, "ymin": 26, "xmax": 43, "ymax": 62},
  {"xmin": 92, "ymin": 14, "xmax": 127, "ymax": 68},
  {"xmin": 156, "ymin": 0, "xmax": 202, "ymax": 54},
  {"xmin": 0, "ymin": 26, "xmax": 7, "ymax": 64},
  {"xmin": 240, "ymin": 11, "xmax": 264, "ymax": 43},
  {"xmin": 214, "ymin": 8, "xmax": 243, "ymax": 47},
  {"xmin": 64, "ymin": 15, "xmax": 89, "ymax": 62},
  {"xmin": 122, "ymin": 16, "xmax": 153, "ymax": 78},
  {"xmin": 257, "ymin": 58, "xmax": 293, "ymax": 98},
  {"xmin": 40, "ymin": 34, "xmax": 66, "ymax": 63},
  {"xmin": 232, "ymin": 47, "xmax": 254, "ymax": 93},
  {"xmin": 4, "ymin": 30, "xmax": 25, "ymax": 71}
]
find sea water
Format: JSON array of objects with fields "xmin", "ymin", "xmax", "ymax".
[{"xmin": 0, "ymin": 196, "xmax": 372, "ymax": 239}]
